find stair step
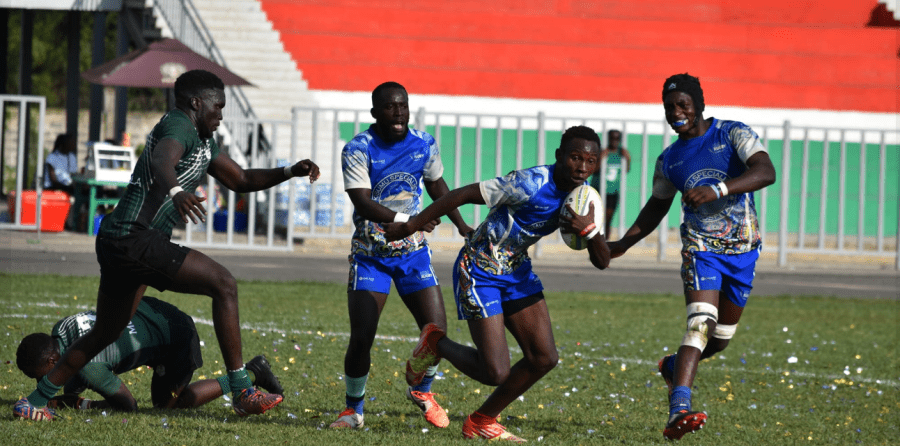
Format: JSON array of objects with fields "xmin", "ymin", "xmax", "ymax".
[
  {"xmin": 153, "ymin": 0, "xmax": 323, "ymax": 134},
  {"xmin": 203, "ymin": 29, "xmax": 282, "ymax": 44},
  {"xmin": 218, "ymin": 48, "xmax": 294, "ymax": 63}
]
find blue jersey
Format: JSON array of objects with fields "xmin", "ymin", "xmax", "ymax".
[
  {"xmin": 342, "ymin": 125, "xmax": 444, "ymax": 257},
  {"xmin": 465, "ymin": 164, "xmax": 567, "ymax": 275},
  {"xmin": 653, "ymin": 118, "xmax": 767, "ymax": 254}
]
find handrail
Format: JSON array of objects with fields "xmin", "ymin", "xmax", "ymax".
[{"xmin": 149, "ymin": 0, "xmax": 257, "ymax": 151}]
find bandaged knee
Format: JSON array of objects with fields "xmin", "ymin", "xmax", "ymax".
[
  {"xmin": 681, "ymin": 302, "xmax": 718, "ymax": 351},
  {"xmin": 712, "ymin": 323, "xmax": 737, "ymax": 340}
]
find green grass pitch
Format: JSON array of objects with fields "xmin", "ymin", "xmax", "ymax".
[{"xmin": 1, "ymin": 273, "xmax": 897, "ymax": 444}]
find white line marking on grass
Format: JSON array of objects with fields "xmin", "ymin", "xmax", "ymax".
[
  {"xmin": 765, "ymin": 278, "xmax": 898, "ymax": 293},
  {"xmin": 5, "ymin": 314, "xmax": 56, "ymax": 320},
  {"xmin": 576, "ymin": 354, "xmax": 900, "ymax": 388},
  {"xmin": 190, "ymin": 317, "xmax": 417, "ymax": 343},
  {"xmin": 5, "ymin": 301, "xmax": 899, "ymax": 388},
  {"xmin": 193, "ymin": 316, "xmax": 900, "ymax": 389}
]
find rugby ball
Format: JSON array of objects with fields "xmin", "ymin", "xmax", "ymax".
[{"xmin": 559, "ymin": 185, "xmax": 604, "ymax": 250}]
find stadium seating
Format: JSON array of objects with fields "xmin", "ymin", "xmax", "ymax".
[{"xmin": 259, "ymin": 0, "xmax": 897, "ymax": 112}]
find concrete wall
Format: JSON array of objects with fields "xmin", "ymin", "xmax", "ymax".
[{"xmin": 3, "ymin": 106, "xmax": 163, "ymax": 173}]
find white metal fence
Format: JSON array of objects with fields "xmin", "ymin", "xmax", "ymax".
[
  {"xmin": 173, "ymin": 106, "xmax": 899, "ymax": 270},
  {"xmin": 0, "ymin": 95, "xmax": 47, "ymax": 234}
]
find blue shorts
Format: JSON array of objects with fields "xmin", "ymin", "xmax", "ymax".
[
  {"xmin": 348, "ymin": 248, "xmax": 439, "ymax": 296},
  {"xmin": 681, "ymin": 247, "xmax": 760, "ymax": 307},
  {"xmin": 453, "ymin": 250, "xmax": 544, "ymax": 320}
]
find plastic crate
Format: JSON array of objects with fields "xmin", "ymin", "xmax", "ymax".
[{"xmin": 7, "ymin": 190, "xmax": 72, "ymax": 232}]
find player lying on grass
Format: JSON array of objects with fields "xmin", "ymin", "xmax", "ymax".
[
  {"xmin": 15, "ymin": 296, "xmax": 284, "ymax": 415},
  {"xmin": 14, "ymin": 69, "xmax": 318, "ymax": 421},
  {"xmin": 607, "ymin": 73, "xmax": 776, "ymax": 440},
  {"xmin": 384, "ymin": 126, "xmax": 611, "ymax": 442},
  {"xmin": 330, "ymin": 81, "xmax": 472, "ymax": 431}
]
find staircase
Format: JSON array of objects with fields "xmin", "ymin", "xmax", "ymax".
[{"xmin": 164, "ymin": 0, "xmax": 339, "ymax": 179}]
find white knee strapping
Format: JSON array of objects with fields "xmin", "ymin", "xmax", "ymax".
[
  {"xmin": 681, "ymin": 302, "xmax": 718, "ymax": 351},
  {"xmin": 713, "ymin": 323, "xmax": 737, "ymax": 340}
]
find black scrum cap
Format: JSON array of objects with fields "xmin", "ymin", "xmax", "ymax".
[{"xmin": 662, "ymin": 73, "xmax": 705, "ymax": 113}]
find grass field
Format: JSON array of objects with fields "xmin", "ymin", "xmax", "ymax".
[{"xmin": 1, "ymin": 273, "xmax": 897, "ymax": 445}]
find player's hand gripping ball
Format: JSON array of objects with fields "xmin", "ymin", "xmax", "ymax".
[{"xmin": 560, "ymin": 185, "xmax": 604, "ymax": 250}]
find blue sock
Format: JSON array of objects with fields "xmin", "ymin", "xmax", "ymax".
[
  {"xmin": 412, "ymin": 365, "xmax": 438, "ymax": 393},
  {"xmin": 670, "ymin": 386, "xmax": 692, "ymax": 416},
  {"xmin": 346, "ymin": 395, "xmax": 365, "ymax": 415},
  {"xmin": 345, "ymin": 374, "xmax": 367, "ymax": 414}
]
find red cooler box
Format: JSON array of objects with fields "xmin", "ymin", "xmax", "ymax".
[{"xmin": 7, "ymin": 190, "xmax": 72, "ymax": 232}]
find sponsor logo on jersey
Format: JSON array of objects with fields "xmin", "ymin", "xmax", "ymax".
[{"xmin": 410, "ymin": 153, "xmax": 425, "ymax": 161}]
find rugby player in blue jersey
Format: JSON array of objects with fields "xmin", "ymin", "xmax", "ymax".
[
  {"xmin": 608, "ymin": 73, "xmax": 776, "ymax": 440},
  {"xmin": 330, "ymin": 82, "xmax": 473, "ymax": 430},
  {"xmin": 384, "ymin": 126, "xmax": 611, "ymax": 442}
]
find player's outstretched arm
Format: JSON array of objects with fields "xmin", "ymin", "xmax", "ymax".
[
  {"xmin": 608, "ymin": 196, "xmax": 674, "ymax": 258},
  {"xmin": 384, "ymin": 183, "xmax": 484, "ymax": 241},
  {"xmin": 345, "ymin": 187, "xmax": 445, "ymax": 232},
  {"xmin": 346, "ymin": 188, "xmax": 403, "ymax": 222},
  {"xmin": 424, "ymin": 178, "xmax": 474, "ymax": 236},
  {"xmin": 682, "ymin": 152, "xmax": 775, "ymax": 208},
  {"xmin": 208, "ymin": 152, "xmax": 320, "ymax": 194}
]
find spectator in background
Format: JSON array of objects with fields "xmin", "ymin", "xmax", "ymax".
[
  {"xmin": 44, "ymin": 134, "xmax": 78, "ymax": 194},
  {"xmin": 590, "ymin": 129, "xmax": 631, "ymax": 237}
]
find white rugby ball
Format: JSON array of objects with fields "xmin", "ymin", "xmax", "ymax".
[{"xmin": 559, "ymin": 185, "xmax": 604, "ymax": 250}]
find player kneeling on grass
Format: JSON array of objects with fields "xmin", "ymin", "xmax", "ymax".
[
  {"xmin": 14, "ymin": 296, "xmax": 284, "ymax": 418},
  {"xmin": 384, "ymin": 126, "xmax": 611, "ymax": 442},
  {"xmin": 607, "ymin": 73, "xmax": 776, "ymax": 440}
]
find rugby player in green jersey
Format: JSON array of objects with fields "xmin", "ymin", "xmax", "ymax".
[
  {"xmin": 14, "ymin": 70, "xmax": 319, "ymax": 421},
  {"xmin": 16, "ymin": 297, "xmax": 284, "ymax": 412}
]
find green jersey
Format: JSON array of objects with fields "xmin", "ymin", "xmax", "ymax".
[
  {"xmin": 591, "ymin": 150, "xmax": 624, "ymax": 195},
  {"xmin": 52, "ymin": 297, "xmax": 183, "ymax": 397},
  {"xmin": 99, "ymin": 109, "xmax": 220, "ymax": 237}
]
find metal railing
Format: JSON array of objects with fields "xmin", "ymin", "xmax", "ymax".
[
  {"xmin": 0, "ymin": 95, "xmax": 47, "ymax": 234},
  {"xmin": 150, "ymin": 0, "xmax": 256, "ymax": 157},
  {"xmin": 178, "ymin": 117, "xmax": 295, "ymax": 250},
  {"xmin": 171, "ymin": 106, "xmax": 899, "ymax": 269}
]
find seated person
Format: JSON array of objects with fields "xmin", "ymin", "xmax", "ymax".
[
  {"xmin": 15, "ymin": 296, "xmax": 283, "ymax": 414},
  {"xmin": 44, "ymin": 133, "xmax": 78, "ymax": 194}
]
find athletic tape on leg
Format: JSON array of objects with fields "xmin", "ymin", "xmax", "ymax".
[
  {"xmin": 681, "ymin": 302, "xmax": 718, "ymax": 350},
  {"xmin": 713, "ymin": 323, "xmax": 737, "ymax": 340}
]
